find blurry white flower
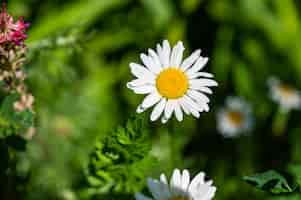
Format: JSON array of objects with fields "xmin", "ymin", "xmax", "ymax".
[
  {"xmin": 268, "ymin": 77, "xmax": 301, "ymax": 112},
  {"xmin": 127, "ymin": 40, "xmax": 218, "ymax": 123},
  {"xmin": 217, "ymin": 97, "xmax": 253, "ymax": 138},
  {"xmin": 135, "ymin": 169, "xmax": 216, "ymax": 200}
]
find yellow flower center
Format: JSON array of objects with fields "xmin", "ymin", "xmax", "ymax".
[
  {"xmin": 278, "ymin": 84, "xmax": 295, "ymax": 99},
  {"xmin": 156, "ymin": 68, "xmax": 189, "ymax": 99},
  {"xmin": 228, "ymin": 111, "xmax": 243, "ymax": 126},
  {"xmin": 169, "ymin": 197, "xmax": 189, "ymax": 200}
]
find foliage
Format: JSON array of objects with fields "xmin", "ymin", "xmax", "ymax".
[
  {"xmin": 243, "ymin": 170, "xmax": 295, "ymax": 194},
  {"xmin": 1, "ymin": 0, "xmax": 301, "ymax": 200},
  {"xmin": 0, "ymin": 94, "xmax": 34, "ymax": 138},
  {"xmin": 0, "ymin": 94, "xmax": 34, "ymax": 199},
  {"xmin": 84, "ymin": 116, "xmax": 156, "ymax": 199}
]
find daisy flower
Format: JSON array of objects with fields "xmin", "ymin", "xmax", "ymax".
[
  {"xmin": 217, "ymin": 97, "xmax": 253, "ymax": 138},
  {"xmin": 135, "ymin": 169, "xmax": 216, "ymax": 200},
  {"xmin": 268, "ymin": 77, "xmax": 301, "ymax": 112},
  {"xmin": 127, "ymin": 40, "xmax": 218, "ymax": 123}
]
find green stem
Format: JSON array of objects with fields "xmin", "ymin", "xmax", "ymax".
[
  {"xmin": 272, "ymin": 107, "xmax": 290, "ymax": 136},
  {"xmin": 167, "ymin": 118, "xmax": 177, "ymax": 167}
]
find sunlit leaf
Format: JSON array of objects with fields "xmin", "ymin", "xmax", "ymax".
[{"xmin": 243, "ymin": 170, "xmax": 294, "ymax": 194}]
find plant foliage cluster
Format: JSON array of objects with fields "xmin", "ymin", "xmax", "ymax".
[
  {"xmin": 85, "ymin": 117, "xmax": 155, "ymax": 199},
  {"xmin": 1, "ymin": 0, "xmax": 301, "ymax": 200}
]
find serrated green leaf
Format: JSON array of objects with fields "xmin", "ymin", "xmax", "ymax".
[
  {"xmin": 87, "ymin": 116, "xmax": 156, "ymax": 195},
  {"xmin": 243, "ymin": 170, "xmax": 294, "ymax": 194}
]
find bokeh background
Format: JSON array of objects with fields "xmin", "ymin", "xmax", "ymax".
[{"xmin": 6, "ymin": 0, "xmax": 301, "ymax": 199}]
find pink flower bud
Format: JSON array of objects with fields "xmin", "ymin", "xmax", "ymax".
[{"xmin": 0, "ymin": 2, "xmax": 29, "ymax": 45}]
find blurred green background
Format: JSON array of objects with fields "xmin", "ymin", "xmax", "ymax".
[{"xmin": 6, "ymin": 0, "xmax": 301, "ymax": 199}]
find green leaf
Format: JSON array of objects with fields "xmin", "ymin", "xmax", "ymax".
[
  {"xmin": 0, "ymin": 93, "xmax": 19, "ymax": 120},
  {"xmin": 14, "ymin": 110, "xmax": 35, "ymax": 130},
  {"xmin": 87, "ymin": 116, "xmax": 157, "ymax": 195},
  {"xmin": 243, "ymin": 170, "xmax": 294, "ymax": 194},
  {"xmin": 0, "ymin": 94, "xmax": 35, "ymax": 138}
]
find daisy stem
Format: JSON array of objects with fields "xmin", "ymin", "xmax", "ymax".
[
  {"xmin": 272, "ymin": 107, "xmax": 290, "ymax": 136},
  {"xmin": 167, "ymin": 118, "xmax": 177, "ymax": 167}
]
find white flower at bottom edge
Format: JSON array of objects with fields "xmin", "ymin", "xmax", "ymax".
[
  {"xmin": 217, "ymin": 97, "xmax": 253, "ymax": 138},
  {"xmin": 135, "ymin": 169, "xmax": 216, "ymax": 200},
  {"xmin": 268, "ymin": 77, "xmax": 301, "ymax": 112},
  {"xmin": 127, "ymin": 40, "xmax": 218, "ymax": 123}
]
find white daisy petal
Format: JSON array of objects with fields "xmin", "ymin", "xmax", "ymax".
[
  {"xmin": 137, "ymin": 92, "xmax": 162, "ymax": 113},
  {"xmin": 181, "ymin": 169, "xmax": 190, "ymax": 192},
  {"xmin": 187, "ymin": 90, "xmax": 210, "ymax": 103},
  {"xmin": 130, "ymin": 62, "xmax": 156, "ymax": 79},
  {"xmin": 156, "ymin": 43, "xmax": 163, "ymax": 62},
  {"xmin": 159, "ymin": 174, "xmax": 172, "ymax": 199},
  {"xmin": 179, "ymin": 98, "xmax": 191, "ymax": 115},
  {"xmin": 187, "ymin": 105, "xmax": 200, "ymax": 118},
  {"xmin": 188, "ymin": 172, "xmax": 205, "ymax": 194},
  {"xmin": 206, "ymin": 180, "xmax": 213, "ymax": 186},
  {"xmin": 161, "ymin": 40, "xmax": 171, "ymax": 68},
  {"xmin": 140, "ymin": 169, "xmax": 216, "ymax": 200},
  {"xmin": 190, "ymin": 184, "xmax": 216, "ymax": 200},
  {"xmin": 149, "ymin": 179, "xmax": 171, "ymax": 200},
  {"xmin": 147, "ymin": 178, "xmax": 162, "ymax": 200},
  {"xmin": 203, "ymin": 186, "xmax": 216, "ymax": 199},
  {"xmin": 188, "ymin": 72, "xmax": 214, "ymax": 79},
  {"xmin": 148, "ymin": 49, "xmax": 162, "ymax": 71},
  {"xmin": 197, "ymin": 87, "xmax": 213, "ymax": 94},
  {"xmin": 140, "ymin": 54, "xmax": 152, "ymax": 69},
  {"xmin": 133, "ymin": 85, "xmax": 156, "ymax": 94},
  {"xmin": 190, "ymin": 79, "xmax": 218, "ymax": 88},
  {"xmin": 161, "ymin": 115, "xmax": 169, "ymax": 124},
  {"xmin": 170, "ymin": 169, "xmax": 182, "ymax": 195},
  {"xmin": 207, "ymin": 187, "xmax": 217, "ymax": 199},
  {"xmin": 170, "ymin": 41, "xmax": 185, "ymax": 68},
  {"xmin": 142, "ymin": 92, "xmax": 162, "ymax": 108},
  {"xmin": 183, "ymin": 95, "xmax": 203, "ymax": 112},
  {"xmin": 160, "ymin": 174, "xmax": 168, "ymax": 184},
  {"xmin": 182, "ymin": 97, "xmax": 201, "ymax": 118},
  {"xmin": 186, "ymin": 57, "xmax": 209, "ymax": 75},
  {"xmin": 141, "ymin": 53, "xmax": 160, "ymax": 74},
  {"xmin": 135, "ymin": 193, "xmax": 153, "ymax": 200},
  {"xmin": 203, "ymin": 104, "xmax": 210, "ymax": 112},
  {"xmin": 164, "ymin": 100, "xmax": 176, "ymax": 121},
  {"xmin": 150, "ymin": 98, "xmax": 167, "ymax": 121},
  {"xmin": 127, "ymin": 79, "xmax": 153, "ymax": 88},
  {"xmin": 181, "ymin": 49, "xmax": 201, "ymax": 71},
  {"xmin": 174, "ymin": 102, "xmax": 183, "ymax": 122}
]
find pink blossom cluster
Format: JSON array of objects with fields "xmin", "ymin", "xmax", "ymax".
[{"xmin": 0, "ymin": 3, "xmax": 29, "ymax": 45}]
